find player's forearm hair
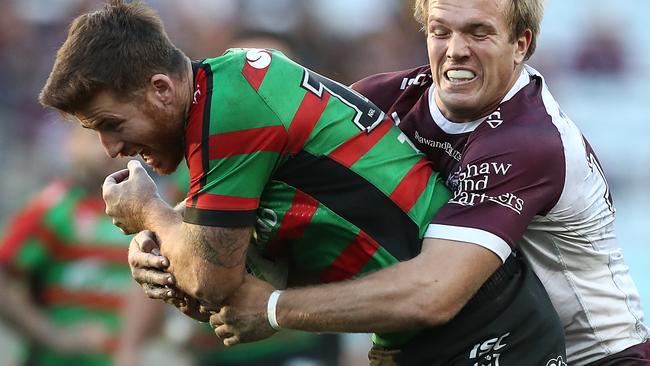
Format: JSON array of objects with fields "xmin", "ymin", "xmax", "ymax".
[{"xmin": 184, "ymin": 224, "xmax": 251, "ymax": 268}]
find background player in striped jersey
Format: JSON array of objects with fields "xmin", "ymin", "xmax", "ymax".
[
  {"xmin": 349, "ymin": 0, "xmax": 649, "ymax": 365},
  {"xmin": 0, "ymin": 128, "xmax": 157, "ymax": 366},
  {"xmin": 38, "ymin": 1, "xmax": 565, "ymax": 365}
]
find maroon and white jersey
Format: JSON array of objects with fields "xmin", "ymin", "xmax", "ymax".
[{"xmin": 354, "ymin": 65, "xmax": 649, "ymax": 365}]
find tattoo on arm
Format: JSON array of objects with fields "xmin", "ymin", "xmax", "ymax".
[{"xmin": 186, "ymin": 225, "xmax": 252, "ymax": 268}]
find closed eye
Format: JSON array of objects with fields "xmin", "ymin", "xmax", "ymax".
[
  {"xmin": 97, "ymin": 118, "xmax": 124, "ymax": 132},
  {"xmin": 430, "ymin": 26, "xmax": 451, "ymax": 38}
]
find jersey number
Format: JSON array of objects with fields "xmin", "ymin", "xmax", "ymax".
[{"xmin": 301, "ymin": 68, "xmax": 384, "ymax": 133}]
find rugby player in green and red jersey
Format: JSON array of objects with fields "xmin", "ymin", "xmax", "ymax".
[
  {"xmin": 38, "ymin": 1, "xmax": 566, "ymax": 365},
  {"xmin": 0, "ymin": 128, "xmax": 156, "ymax": 366}
]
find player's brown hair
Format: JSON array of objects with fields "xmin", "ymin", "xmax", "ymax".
[
  {"xmin": 39, "ymin": 0, "xmax": 186, "ymax": 115},
  {"xmin": 413, "ymin": 0, "xmax": 544, "ymax": 60}
]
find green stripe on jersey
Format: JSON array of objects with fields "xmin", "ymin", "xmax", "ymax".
[
  {"xmin": 205, "ymin": 53, "xmax": 284, "ymax": 133},
  {"xmin": 252, "ymin": 54, "xmax": 310, "ymax": 126},
  {"xmin": 303, "ymin": 97, "xmax": 363, "ymax": 156},
  {"xmin": 204, "ymin": 152, "xmax": 284, "ymax": 199}
]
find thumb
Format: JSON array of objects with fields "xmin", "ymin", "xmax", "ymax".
[
  {"xmin": 127, "ymin": 159, "xmax": 146, "ymax": 176},
  {"xmin": 135, "ymin": 230, "xmax": 160, "ymax": 253}
]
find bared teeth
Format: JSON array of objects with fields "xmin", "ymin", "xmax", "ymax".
[{"xmin": 447, "ymin": 70, "xmax": 476, "ymax": 80}]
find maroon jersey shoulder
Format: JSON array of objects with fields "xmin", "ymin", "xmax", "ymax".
[
  {"xmin": 434, "ymin": 76, "xmax": 566, "ymax": 249},
  {"xmin": 352, "ymin": 65, "xmax": 431, "ymax": 114}
]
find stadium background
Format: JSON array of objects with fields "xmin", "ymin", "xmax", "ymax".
[{"xmin": 0, "ymin": 0, "xmax": 648, "ymax": 364}]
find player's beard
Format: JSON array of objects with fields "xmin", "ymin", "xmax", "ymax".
[{"xmin": 140, "ymin": 100, "xmax": 185, "ymax": 175}]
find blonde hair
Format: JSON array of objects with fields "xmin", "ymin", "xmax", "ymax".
[{"xmin": 413, "ymin": 0, "xmax": 544, "ymax": 60}]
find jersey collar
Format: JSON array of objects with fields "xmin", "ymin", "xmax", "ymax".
[{"xmin": 428, "ymin": 67, "xmax": 532, "ymax": 134}]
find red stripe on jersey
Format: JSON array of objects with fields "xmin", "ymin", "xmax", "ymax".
[
  {"xmin": 287, "ymin": 91, "xmax": 331, "ymax": 154},
  {"xmin": 42, "ymin": 287, "xmax": 124, "ymax": 311},
  {"xmin": 389, "ymin": 157, "xmax": 433, "ymax": 213},
  {"xmin": 241, "ymin": 50, "xmax": 272, "ymax": 91},
  {"xmin": 36, "ymin": 227, "xmax": 127, "ymax": 264},
  {"xmin": 265, "ymin": 190, "xmax": 319, "ymax": 258},
  {"xmin": 0, "ymin": 181, "xmax": 67, "ymax": 262},
  {"xmin": 328, "ymin": 118, "xmax": 393, "ymax": 168},
  {"xmin": 186, "ymin": 67, "xmax": 208, "ymax": 200},
  {"xmin": 0, "ymin": 202, "xmax": 48, "ymax": 263},
  {"xmin": 208, "ymin": 125, "xmax": 287, "ymax": 159},
  {"xmin": 320, "ymin": 231, "xmax": 379, "ymax": 283},
  {"xmin": 194, "ymin": 193, "xmax": 260, "ymax": 211}
]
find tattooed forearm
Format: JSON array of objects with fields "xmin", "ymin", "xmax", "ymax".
[{"xmin": 185, "ymin": 225, "xmax": 252, "ymax": 268}]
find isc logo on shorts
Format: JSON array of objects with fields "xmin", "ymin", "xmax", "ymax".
[
  {"xmin": 545, "ymin": 356, "xmax": 567, "ymax": 366},
  {"xmin": 468, "ymin": 332, "xmax": 510, "ymax": 366}
]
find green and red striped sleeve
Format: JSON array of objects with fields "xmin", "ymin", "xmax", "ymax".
[{"xmin": 183, "ymin": 50, "xmax": 290, "ymax": 227}]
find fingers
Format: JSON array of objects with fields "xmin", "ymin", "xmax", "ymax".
[
  {"xmin": 127, "ymin": 159, "xmax": 146, "ymax": 175},
  {"xmin": 214, "ymin": 324, "xmax": 240, "ymax": 346},
  {"xmin": 142, "ymin": 283, "xmax": 183, "ymax": 302},
  {"xmin": 128, "ymin": 242, "xmax": 168, "ymax": 270},
  {"xmin": 132, "ymin": 266, "xmax": 174, "ymax": 287},
  {"xmin": 103, "ymin": 168, "xmax": 129, "ymax": 187},
  {"xmin": 223, "ymin": 335, "xmax": 241, "ymax": 347},
  {"xmin": 209, "ymin": 312, "xmax": 224, "ymax": 329},
  {"xmin": 133, "ymin": 230, "xmax": 159, "ymax": 253},
  {"xmin": 127, "ymin": 160, "xmax": 152, "ymax": 183}
]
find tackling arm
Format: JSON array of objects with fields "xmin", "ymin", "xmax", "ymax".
[{"xmin": 274, "ymin": 238, "xmax": 500, "ymax": 333}]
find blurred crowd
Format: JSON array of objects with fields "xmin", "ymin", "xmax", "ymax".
[{"xmin": 0, "ymin": 0, "xmax": 648, "ymax": 365}]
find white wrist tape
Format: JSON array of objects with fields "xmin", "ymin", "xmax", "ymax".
[{"xmin": 267, "ymin": 290, "xmax": 283, "ymax": 331}]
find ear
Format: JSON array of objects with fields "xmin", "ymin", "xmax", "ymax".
[
  {"xmin": 514, "ymin": 29, "xmax": 532, "ymax": 65},
  {"xmin": 148, "ymin": 74, "xmax": 176, "ymax": 107}
]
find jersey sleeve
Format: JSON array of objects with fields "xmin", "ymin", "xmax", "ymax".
[
  {"xmin": 351, "ymin": 66, "xmax": 431, "ymax": 115},
  {"xmin": 183, "ymin": 50, "xmax": 289, "ymax": 227},
  {"xmin": 424, "ymin": 125, "xmax": 565, "ymax": 262}
]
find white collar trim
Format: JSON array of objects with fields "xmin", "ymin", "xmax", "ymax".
[{"xmin": 428, "ymin": 67, "xmax": 532, "ymax": 135}]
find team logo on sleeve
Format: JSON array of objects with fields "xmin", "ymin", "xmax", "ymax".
[
  {"xmin": 400, "ymin": 73, "xmax": 431, "ymax": 90},
  {"xmin": 243, "ymin": 49, "xmax": 273, "ymax": 91},
  {"xmin": 246, "ymin": 49, "xmax": 272, "ymax": 69}
]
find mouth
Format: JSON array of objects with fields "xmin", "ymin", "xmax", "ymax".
[
  {"xmin": 444, "ymin": 69, "xmax": 477, "ymax": 84},
  {"xmin": 139, "ymin": 150, "xmax": 155, "ymax": 166}
]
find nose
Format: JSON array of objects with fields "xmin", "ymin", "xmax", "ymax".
[
  {"xmin": 446, "ymin": 33, "xmax": 471, "ymax": 61},
  {"xmin": 97, "ymin": 131, "xmax": 125, "ymax": 158}
]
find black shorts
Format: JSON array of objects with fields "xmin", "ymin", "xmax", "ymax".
[{"xmin": 369, "ymin": 255, "xmax": 566, "ymax": 366}]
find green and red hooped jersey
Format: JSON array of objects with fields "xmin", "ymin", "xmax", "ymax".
[
  {"xmin": 184, "ymin": 48, "xmax": 451, "ymax": 284},
  {"xmin": 184, "ymin": 49, "xmax": 451, "ymax": 347},
  {"xmin": 0, "ymin": 180, "xmax": 132, "ymax": 366}
]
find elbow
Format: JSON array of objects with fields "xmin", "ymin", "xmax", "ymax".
[
  {"xmin": 172, "ymin": 263, "xmax": 245, "ymax": 308},
  {"xmin": 181, "ymin": 264, "xmax": 245, "ymax": 308}
]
